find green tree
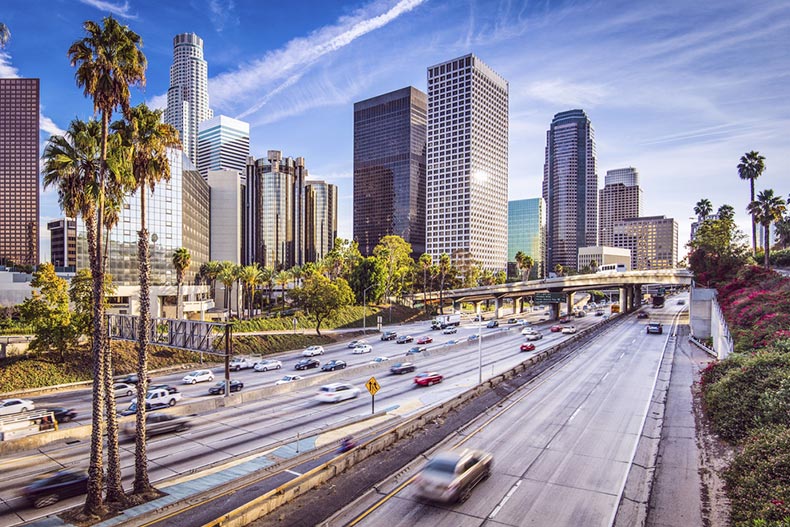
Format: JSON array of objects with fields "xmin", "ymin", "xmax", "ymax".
[
  {"xmin": 464, "ymin": 262, "xmax": 482, "ymax": 288},
  {"xmin": 171, "ymin": 248, "xmax": 191, "ymax": 320},
  {"xmin": 217, "ymin": 264, "xmax": 237, "ymax": 312},
  {"xmin": 69, "ymin": 269, "xmax": 115, "ymax": 338},
  {"xmin": 274, "ymin": 269, "xmax": 292, "ymax": 310},
  {"xmin": 417, "ymin": 253, "xmax": 432, "ymax": 314},
  {"xmin": 554, "ymin": 264, "xmax": 564, "ymax": 277},
  {"xmin": 694, "ymin": 198, "xmax": 713, "ymax": 222},
  {"xmin": 494, "ymin": 270, "xmax": 507, "ymax": 284},
  {"xmin": 19, "ymin": 264, "xmax": 78, "ymax": 361},
  {"xmin": 589, "ymin": 259, "xmax": 598, "ymax": 273},
  {"xmin": 348, "ymin": 256, "xmax": 385, "ymax": 304},
  {"xmin": 515, "ymin": 251, "xmax": 535, "ymax": 280},
  {"xmin": 373, "ymin": 235, "xmax": 413, "ymax": 300},
  {"xmin": 237, "ymin": 264, "xmax": 262, "ymax": 319},
  {"xmin": 199, "ymin": 260, "xmax": 222, "ymax": 302},
  {"xmin": 437, "ymin": 253, "xmax": 451, "ymax": 314},
  {"xmin": 289, "ymin": 274, "xmax": 354, "ymax": 336},
  {"xmin": 323, "ymin": 238, "xmax": 361, "ymax": 280},
  {"xmin": 717, "ymin": 204, "xmax": 735, "ymax": 223},
  {"xmin": 738, "ymin": 151, "xmax": 766, "ymax": 255},
  {"xmin": 747, "ymin": 189, "xmax": 787, "ymax": 269},
  {"xmin": 775, "ymin": 215, "xmax": 790, "ymax": 250},
  {"xmin": 688, "ymin": 215, "xmax": 751, "ymax": 285}
]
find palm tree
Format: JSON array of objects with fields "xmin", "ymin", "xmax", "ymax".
[
  {"xmin": 747, "ymin": 189, "xmax": 787, "ymax": 268},
  {"xmin": 776, "ymin": 216, "xmax": 790, "ymax": 250},
  {"xmin": 217, "ymin": 265, "xmax": 237, "ymax": 313},
  {"xmin": 68, "ymin": 16, "xmax": 145, "ymax": 513},
  {"xmin": 589, "ymin": 259, "xmax": 599, "ymax": 273},
  {"xmin": 275, "ymin": 270, "xmax": 292, "ymax": 310},
  {"xmin": 0, "ymin": 22, "xmax": 10, "ymax": 48},
  {"xmin": 738, "ymin": 151, "xmax": 766, "ymax": 254},
  {"xmin": 418, "ymin": 253, "xmax": 432, "ymax": 315},
  {"xmin": 717, "ymin": 204, "xmax": 735, "ymax": 223},
  {"xmin": 238, "ymin": 264, "xmax": 262, "ymax": 319},
  {"xmin": 172, "ymin": 248, "xmax": 191, "ymax": 319},
  {"xmin": 200, "ymin": 260, "xmax": 222, "ymax": 304},
  {"xmin": 515, "ymin": 251, "xmax": 535, "ymax": 281},
  {"xmin": 112, "ymin": 103, "xmax": 180, "ymax": 496},
  {"xmin": 261, "ymin": 266, "xmax": 274, "ymax": 310},
  {"xmin": 554, "ymin": 264, "xmax": 564, "ymax": 277},
  {"xmin": 437, "ymin": 253, "xmax": 451, "ymax": 314},
  {"xmin": 694, "ymin": 198, "xmax": 713, "ymax": 222}
]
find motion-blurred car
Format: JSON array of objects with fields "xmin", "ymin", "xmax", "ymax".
[
  {"xmin": 595, "ymin": 310, "xmax": 605, "ymax": 316},
  {"xmin": 148, "ymin": 384, "xmax": 179, "ymax": 394},
  {"xmin": 369, "ymin": 356, "xmax": 390, "ymax": 364},
  {"xmin": 406, "ymin": 346, "xmax": 427, "ymax": 355},
  {"xmin": 524, "ymin": 332, "xmax": 543, "ymax": 341},
  {"xmin": 303, "ymin": 345, "xmax": 325, "ymax": 357},
  {"xmin": 520, "ymin": 342, "xmax": 536, "ymax": 352},
  {"xmin": 416, "ymin": 336, "xmax": 433, "ymax": 344},
  {"xmin": 561, "ymin": 326, "xmax": 577, "ymax": 334},
  {"xmin": 550, "ymin": 325, "xmax": 562, "ymax": 332},
  {"xmin": 117, "ymin": 373, "xmax": 150, "ymax": 385},
  {"xmin": 467, "ymin": 333, "xmax": 480, "ymax": 342},
  {"xmin": 295, "ymin": 358, "xmax": 321, "ymax": 370},
  {"xmin": 0, "ymin": 398, "xmax": 35, "ymax": 415},
  {"xmin": 507, "ymin": 318, "xmax": 518, "ymax": 324},
  {"xmin": 315, "ymin": 382, "xmax": 361, "ymax": 403},
  {"xmin": 321, "ymin": 359, "xmax": 347, "ymax": 371},
  {"xmin": 390, "ymin": 362, "xmax": 416, "ymax": 375},
  {"xmin": 347, "ymin": 339, "xmax": 368, "ymax": 348},
  {"xmin": 396, "ymin": 335, "xmax": 414, "ymax": 344},
  {"xmin": 352, "ymin": 344, "xmax": 373, "ymax": 354},
  {"xmin": 113, "ymin": 382, "xmax": 136, "ymax": 398},
  {"xmin": 208, "ymin": 380, "xmax": 244, "ymax": 395},
  {"xmin": 275, "ymin": 375, "xmax": 303, "ymax": 385},
  {"xmin": 677, "ymin": 299, "xmax": 686, "ymax": 305},
  {"xmin": 21, "ymin": 470, "xmax": 88, "ymax": 508},
  {"xmin": 182, "ymin": 370, "xmax": 214, "ymax": 384},
  {"xmin": 47, "ymin": 407, "xmax": 77, "ymax": 423},
  {"xmin": 415, "ymin": 449, "xmax": 492, "ymax": 503},
  {"xmin": 647, "ymin": 322, "xmax": 664, "ymax": 334},
  {"xmin": 380, "ymin": 331, "xmax": 398, "ymax": 341},
  {"xmin": 442, "ymin": 326, "xmax": 458, "ymax": 334},
  {"xmin": 123, "ymin": 412, "xmax": 191, "ymax": 438},
  {"xmin": 559, "ymin": 316, "xmax": 572, "ymax": 323},
  {"xmin": 521, "ymin": 327, "xmax": 538, "ymax": 336},
  {"xmin": 253, "ymin": 359, "xmax": 282, "ymax": 372},
  {"xmin": 486, "ymin": 320, "xmax": 499, "ymax": 328},
  {"xmin": 414, "ymin": 372, "xmax": 443, "ymax": 386},
  {"xmin": 637, "ymin": 312, "xmax": 649, "ymax": 319}
]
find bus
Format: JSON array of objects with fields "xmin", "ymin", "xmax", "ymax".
[
  {"xmin": 610, "ymin": 304, "xmax": 621, "ymax": 313},
  {"xmin": 597, "ymin": 263, "xmax": 627, "ymax": 273}
]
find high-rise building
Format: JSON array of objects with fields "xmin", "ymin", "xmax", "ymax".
[
  {"xmin": 47, "ymin": 218, "xmax": 77, "ymax": 270},
  {"xmin": 507, "ymin": 198, "xmax": 545, "ymax": 279},
  {"xmin": 426, "ymin": 54, "xmax": 509, "ymax": 271},
  {"xmin": 197, "ymin": 115, "xmax": 250, "ymax": 179},
  {"xmin": 613, "ymin": 216, "xmax": 678, "ymax": 270},
  {"xmin": 542, "ymin": 109, "xmax": 598, "ymax": 273},
  {"xmin": 165, "ymin": 33, "xmax": 213, "ymax": 167},
  {"xmin": 305, "ymin": 180, "xmax": 338, "ymax": 263},
  {"xmin": 245, "ymin": 151, "xmax": 307, "ymax": 270},
  {"xmin": 353, "ymin": 87, "xmax": 426, "ymax": 257},
  {"xmin": 599, "ymin": 167, "xmax": 643, "ymax": 247},
  {"xmin": 0, "ymin": 78, "xmax": 39, "ymax": 266}
]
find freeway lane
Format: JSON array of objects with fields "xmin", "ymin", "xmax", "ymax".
[{"xmin": 341, "ymin": 300, "xmax": 686, "ymax": 527}]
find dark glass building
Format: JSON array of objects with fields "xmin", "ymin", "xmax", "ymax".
[
  {"xmin": 47, "ymin": 218, "xmax": 77, "ymax": 270},
  {"xmin": 0, "ymin": 78, "xmax": 39, "ymax": 266},
  {"xmin": 353, "ymin": 86, "xmax": 426, "ymax": 257}
]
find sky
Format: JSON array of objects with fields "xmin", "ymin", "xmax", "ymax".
[{"xmin": 2, "ymin": 0, "xmax": 789, "ymax": 264}]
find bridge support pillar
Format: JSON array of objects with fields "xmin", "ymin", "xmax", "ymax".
[
  {"xmin": 494, "ymin": 297, "xmax": 501, "ymax": 319},
  {"xmin": 551, "ymin": 303, "xmax": 560, "ymax": 320},
  {"xmin": 475, "ymin": 301, "xmax": 482, "ymax": 316},
  {"xmin": 566, "ymin": 292, "xmax": 574, "ymax": 316},
  {"xmin": 619, "ymin": 287, "xmax": 626, "ymax": 311}
]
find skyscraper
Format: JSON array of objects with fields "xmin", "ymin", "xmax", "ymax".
[
  {"xmin": 353, "ymin": 87, "xmax": 426, "ymax": 257},
  {"xmin": 0, "ymin": 78, "xmax": 39, "ymax": 267},
  {"xmin": 197, "ymin": 115, "xmax": 250, "ymax": 179},
  {"xmin": 305, "ymin": 180, "xmax": 338, "ymax": 263},
  {"xmin": 426, "ymin": 54, "xmax": 509, "ymax": 270},
  {"xmin": 613, "ymin": 216, "xmax": 678, "ymax": 270},
  {"xmin": 542, "ymin": 109, "xmax": 598, "ymax": 272},
  {"xmin": 507, "ymin": 198, "xmax": 545, "ymax": 279},
  {"xmin": 47, "ymin": 218, "xmax": 77, "ymax": 269},
  {"xmin": 599, "ymin": 167, "xmax": 643, "ymax": 247},
  {"xmin": 165, "ymin": 33, "xmax": 213, "ymax": 167}
]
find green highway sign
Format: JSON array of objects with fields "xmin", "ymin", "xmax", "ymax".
[{"xmin": 534, "ymin": 292, "xmax": 566, "ymax": 304}]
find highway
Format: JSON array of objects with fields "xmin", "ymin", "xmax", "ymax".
[
  {"xmin": 338, "ymin": 299, "xmax": 686, "ymax": 527},
  {"xmin": 0, "ymin": 305, "xmax": 607, "ymax": 526}
]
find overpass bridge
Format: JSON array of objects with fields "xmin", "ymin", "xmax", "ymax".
[{"xmin": 414, "ymin": 268, "xmax": 694, "ymax": 319}]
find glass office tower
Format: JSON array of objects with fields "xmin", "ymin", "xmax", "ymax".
[{"xmin": 507, "ymin": 198, "xmax": 546, "ymax": 279}]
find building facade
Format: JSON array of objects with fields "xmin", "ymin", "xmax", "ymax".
[
  {"xmin": 599, "ymin": 167, "xmax": 643, "ymax": 247},
  {"xmin": 353, "ymin": 87, "xmax": 426, "ymax": 257},
  {"xmin": 613, "ymin": 216, "xmax": 678, "ymax": 270},
  {"xmin": 197, "ymin": 115, "xmax": 250, "ymax": 179},
  {"xmin": 542, "ymin": 109, "xmax": 598, "ymax": 273},
  {"xmin": 0, "ymin": 78, "xmax": 39, "ymax": 266},
  {"xmin": 305, "ymin": 180, "xmax": 337, "ymax": 263},
  {"xmin": 165, "ymin": 33, "xmax": 213, "ymax": 167},
  {"xmin": 577, "ymin": 246, "xmax": 631, "ymax": 271},
  {"xmin": 426, "ymin": 54, "xmax": 509, "ymax": 271},
  {"xmin": 507, "ymin": 198, "xmax": 545, "ymax": 279},
  {"xmin": 47, "ymin": 218, "xmax": 77, "ymax": 270}
]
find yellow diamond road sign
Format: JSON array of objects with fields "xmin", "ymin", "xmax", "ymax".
[{"xmin": 366, "ymin": 377, "xmax": 380, "ymax": 396}]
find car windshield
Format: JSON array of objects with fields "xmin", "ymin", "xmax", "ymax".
[
  {"xmin": 319, "ymin": 387, "xmax": 331, "ymax": 392},
  {"xmin": 424, "ymin": 457, "xmax": 459, "ymax": 474}
]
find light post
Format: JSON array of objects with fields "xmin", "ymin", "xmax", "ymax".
[
  {"xmin": 362, "ymin": 284, "xmax": 375, "ymax": 333},
  {"xmin": 478, "ymin": 314, "xmax": 483, "ymax": 384}
]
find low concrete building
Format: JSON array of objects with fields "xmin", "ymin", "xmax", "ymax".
[{"xmin": 578, "ymin": 246, "xmax": 631, "ymax": 271}]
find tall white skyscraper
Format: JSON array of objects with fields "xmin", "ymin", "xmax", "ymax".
[
  {"xmin": 426, "ymin": 54, "xmax": 509, "ymax": 271},
  {"xmin": 197, "ymin": 115, "xmax": 250, "ymax": 179},
  {"xmin": 165, "ymin": 33, "xmax": 213, "ymax": 167},
  {"xmin": 599, "ymin": 167, "xmax": 643, "ymax": 247}
]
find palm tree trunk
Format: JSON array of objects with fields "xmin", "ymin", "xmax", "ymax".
[
  {"xmin": 751, "ymin": 180, "xmax": 757, "ymax": 255},
  {"xmin": 176, "ymin": 277, "xmax": 183, "ymax": 319},
  {"xmin": 765, "ymin": 224, "xmax": 771, "ymax": 269}
]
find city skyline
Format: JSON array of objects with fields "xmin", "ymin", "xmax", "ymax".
[{"xmin": 1, "ymin": 0, "xmax": 788, "ymax": 263}]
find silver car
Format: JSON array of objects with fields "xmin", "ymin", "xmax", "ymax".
[
  {"xmin": 182, "ymin": 369, "xmax": 214, "ymax": 384},
  {"xmin": 415, "ymin": 449, "xmax": 493, "ymax": 503},
  {"xmin": 113, "ymin": 383, "xmax": 136, "ymax": 398},
  {"xmin": 254, "ymin": 359, "xmax": 282, "ymax": 372}
]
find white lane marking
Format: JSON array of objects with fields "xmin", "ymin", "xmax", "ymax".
[
  {"xmin": 618, "ymin": 352, "xmax": 625, "ymax": 360},
  {"xmin": 490, "ymin": 479, "xmax": 521, "ymax": 518},
  {"xmin": 285, "ymin": 469, "xmax": 302, "ymax": 476},
  {"xmin": 569, "ymin": 408, "xmax": 581, "ymax": 422},
  {"xmin": 602, "ymin": 372, "xmax": 610, "ymax": 382}
]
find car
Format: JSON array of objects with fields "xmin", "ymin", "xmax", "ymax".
[
  {"xmin": 473, "ymin": 314, "xmax": 483, "ymax": 322},
  {"xmin": 637, "ymin": 312, "xmax": 649, "ymax": 319},
  {"xmin": 559, "ymin": 316, "xmax": 572, "ymax": 323},
  {"xmin": 647, "ymin": 322, "xmax": 663, "ymax": 335},
  {"xmin": 390, "ymin": 362, "xmax": 416, "ymax": 375},
  {"xmin": 517, "ymin": 319, "xmax": 529, "ymax": 326},
  {"xmin": 113, "ymin": 382, "xmax": 136, "ymax": 398},
  {"xmin": 321, "ymin": 359, "xmax": 347, "ymax": 371},
  {"xmin": 0, "ymin": 398, "xmax": 35, "ymax": 415},
  {"xmin": 486, "ymin": 320, "xmax": 499, "ymax": 328},
  {"xmin": 295, "ymin": 358, "xmax": 320, "ymax": 370},
  {"xmin": 678, "ymin": 299, "xmax": 686, "ymax": 305},
  {"xmin": 381, "ymin": 331, "xmax": 398, "ymax": 341},
  {"xmin": 562, "ymin": 326, "xmax": 577, "ymax": 334},
  {"xmin": 148, "ymin": 384, "xmax": 179, "ymax": 395},
  {"xmin": 521, "ymin": 327, "xmax": 537, "ymax": 336},
  {"xmin": 414, "ymin": 372, "xmax": 443, "ymax": 386},
  {"xmin": 229, "ymin": 357, "xmax": 255, "ymax": 371},
  {"xmin": 550, "ymin": 325, "xmax": 562, "ymax": 332},
  {"xmin": 369, "ymin": 356, "xmax": 390, "ymax": 364},
  {"xmin": 442, "ymin": 326, "xmax": 458, "ymax": 334},
  {"xmin": 415, "ymin": 449, "xmax": 493, "ymax": 503},
  {"xmin": 416, "ymin": 336, "xmax": 433, "ymax": 344},
  {"xmin": 520, "ymin": 342, "xmax": 536, "ymax": 352},
  {"xmin": 21, "ymin": 470, "xmax": 88, "ymax": 509},
  {"xmin": 254, "ymin": 359, "xmax": 283, "ymax": 372},
  {"xmin": 595, "ymin": 310, "xmax": 605, "ymax": 316},
  {"xmin": 407, "ymin": 346, "xmax": 427, "ymax": 355},
  {"xmin": 303, "ymin": 345, "xmax": 325, "ymax": 357},
  {"xmin": 506, "ymin": 318, "xmax": 518, "ymax": 325},
  {"xmin": 315, "ymin": 382, "xmax": 361, "ymax": 403},
  {"xmin": 467, "ymin": 333, "xmax": 480, "ymax": 342},
  {"xmin": 347, "ymin": 339, "xmax": 368, "ymax": 348},
  {"xmin": 396, "ymin": 335, "xmax": 414, "ymax": 344},
  {"xmin": 182, "ymin": 369, "xmax": 214, "ymax": 384},
  {"xmin": 123, "ymin": 412, "xmax": 191, "ymax": 438},
  {"xmin": 208, "ymin": 380, "xmax": 244, "ymax": 395},
  {"xmin": 275, "ymin": 375, "xmax": 303, "ymax": 385},
  {"xmin": 525, "ymin": 332, "xmax": 543, "ymax": 341},
  {"xmin": 47, "ymin": 407, "xmax": 77, "ymax": 423},
  {"xmin": 352, "ymin": 344, "xmax": 373, "ymax": 354},
  {"xmin": 602, "ymin": 314, "xmax": 610, "ymax": 320}
]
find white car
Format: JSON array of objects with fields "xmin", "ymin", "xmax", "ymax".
[
  {"xmin": 113, "ymin": 382, "xmax": 136, "ymax": 398},
  {"xmin": 562, "ymin": 326, "xmax": 577, "ymax": 334},
  {"xmin": 254, "ymin": 359, "xmax": 282, "ymax": 372},
  {"xmin": 182, "ymin": 369, "xmax": 214, "ymax": 384},
  {"xmin": 315, "ymin": 382, "xmax": 361, "ymax": 403},
  {"xmin": 352, "ymin": 344, "xmax": 373, "ymax": 354},
  {"xmin": 517, "ymin": 319, "xmax": 528, "ymax": 325},
  {"xmin": 275, "ymin": 375, "xmax": 303, "ymax": 385},
  {"xmin": 0, "ymin": 398, "xmax": 35, "ymax": 416},
  {"xmin": 521, "ymin": 327, "xmax": 537, "ymax": 335},
  {"xmin": 347, "ymin": 339, "xmax": 367, "ymax": 349},
  {"xmin": 525, "ymin": 332, "xmax": 544, "ymax": 341},
  {"xmin": 369, "ymin": 356, "xmax": 390, "ymax": 364},
  {"xmin": 442, "ymin": 326, "xmax": 458, "ymax": 334},
  {"xmin": 303, "ymin": 345, "xmax": 325, "ymax": 357}
]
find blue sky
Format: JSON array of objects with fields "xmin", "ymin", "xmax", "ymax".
[{"xmin": 2, "ymin": 0, "xmax": 789, "ymax": 263}]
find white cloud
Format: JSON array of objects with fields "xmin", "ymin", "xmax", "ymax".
[
  {"xmin": 78, "ymin": 0, "xmax": 138, "ymax": 19},
  {"xmin": 147, "ymin": 92, "xmax": 167, "ymax": 111},
  {"xmin": 0, "ymin": 51, "xmax": 19, "ymax": 77},
  {"xmin": 208, "ymin": 0, "xmax": 239, "ymax": 33},
  {"xmin": 39, "ymin": 113, "xmax": 66, "ymax": 137},
  {"xmin": 521, "ymin": 79, "xmax": 609, "ymax": 108}
]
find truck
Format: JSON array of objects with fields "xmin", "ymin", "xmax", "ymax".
[
  {"xmin": 229, "ymin": 357, "xmax": 256, "ymax": 371},
  {"xmin": 431, "ymin": 314, "xmax": 461, "ymax": 330},
  {"xmin": 120, "ymin": 388, "xmax": 182, "ymax": 416},
  {"xmin": 652, "ymin": 295, "xmax": 665, "ymax": 309}
]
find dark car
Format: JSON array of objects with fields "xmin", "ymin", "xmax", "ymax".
[
  {"xmin": 406, "ymin": 346, "xmax": 427, "ymax": 355},
  {"xmin": 647, "ymin": 322, "xmax": 663, "ymax": 335},
  {"xmin": 295, "ymin": 358, "xmax": 321, "ymax": 370},
  {"xmin": 637, "ymin": 312, "xmax": 649, "ymax": 319},
  {"xmin": 507, "ymin": 318, "xmax": 518, "ymax": 324},
  {"xmin": 381, "ymin": 331, "xmax": 398, "ymax": 341},
  {"xmin": 123, "ymin": 412, "xmax": 191, "ymax": 438},
  {"xmin": 149, "ymin": 384, "xmax": 179, "ymax": 395},
  {"xmin": 486, "ymin": 320, "xmax": 499, "ymax": 328},
  {"xmin": 22, "ymin": 470, "xmax": 88, "ymax": 508},
  {"xmin": 47, "ymin": 408, "xmax": 77, "ymax": 423},
  {"xmin": 321, "ymin": 359, "xmax": 347, "ymax": 371},
  {"xmin": 595, "ymin": 310, "xmax": 605, "ymax": 316},
  {"xmin": 396, "ymin": 335, "xmax": 414, "ymax": 344},
  {"xmin": 390, "ymin": 362, "xmax": 416, "ymax": 375},
  {"xmin": 117, "ymin": 373, "xmax": 150, "ymax": 385},
  {"xmin": 208, "ymin": 380, "xmax": 244, "ymax": 395}
]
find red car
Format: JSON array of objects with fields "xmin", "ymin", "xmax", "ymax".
[
  {"xmin": 520, "ymin": 342, "xmax": 536, "ymax": 352},
  {"xmin": 550, "ymin": 325, "xmax": 562, "ymax": 332},
  {"xmin": 559, "ymin": 316, "xmax": 572, "ymax": 323},
  {"xmin": 416, "ymin": 336, "xmax": 433, "ymax": 344},
  {"xmin": 414, "ymin": 372, "xmax": 443, "ymax": 386}
]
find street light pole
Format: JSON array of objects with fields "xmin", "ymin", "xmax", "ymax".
[{"xmin": 478, "ymin": 315, "xmax": 483, "ymax": 384}]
